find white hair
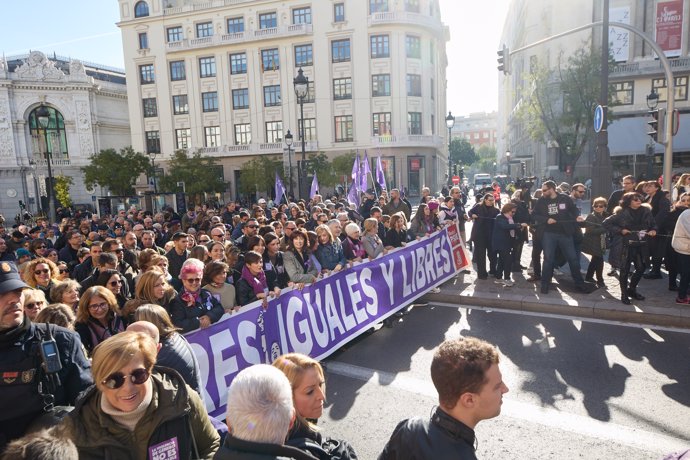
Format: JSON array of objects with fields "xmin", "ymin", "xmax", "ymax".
[
  {"xmin": 344, "ymin": 222, "xmax": 360, "ymax": 238},
  {"xmin": 226, "ymin": 364, "xmax": 294, "ymax": 445}
]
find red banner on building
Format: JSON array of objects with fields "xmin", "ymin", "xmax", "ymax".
[{"xmin": 656, "ymin": 0, "xmax": 684, "ymax": 57}]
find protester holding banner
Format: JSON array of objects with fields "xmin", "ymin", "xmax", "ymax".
[
  {"xmin": 362, "ymin": 218, "xmax": 386, "ymax": 260},
  {"xmin": 342, "ymin": 224, "xmax": 366, "ymax": 262},
  {"xmin": 202, "ymin": 260, "xmax": 236, "ymax": 313},
  {"xmin": 409, "ymin": 203, "xmax": 439, "ymax": 239},
  {"xmin": 169, "ymin": 259, "xmax": 224, "ymax": 333},
  {"xmin": 263, "ymin": 232, "xmax": 290, "ymax": 290},
  {"xmin": 284, "ymin": 229, "xmax": 318, "ymax": 286},
  {"xmin": 274, "ymin": 353, "xmax": 359, "ymax": 460},
  {"xmin": 57, "ymin": 331, "xmax": 220, "ymax": 459},
  {"xmin": 237, "ymin": 251, "xmax": 280, "ymax": 307},
  {"xmin": 384, "ymin": 214, "xmax": 409, "ymax": 249},
  {"xmin": 314, "ymin": 225, "xmax": 346, "ymax": 273}
]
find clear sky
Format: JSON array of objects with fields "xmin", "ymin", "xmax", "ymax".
[{"xmin": 1, "ymin": 0, "xmax": 509, "ymax": 116}]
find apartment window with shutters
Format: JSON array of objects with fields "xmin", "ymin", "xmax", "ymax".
[
  {"xmin": 372, "ymin": 74, "xmax": 390, "ymax": 97},
  {"xmin": 406, "ymin": 35, "xmax": 421, "ymax": 59},
  {"xmin": 264, "ymin": 85, "xmax": 281, "ymax": 107},
  {"xmin": 333, "ymin": 77, "xmax": 352, "ymax": 100},
  {"xmin": 142, "ymin": 98, "xmax": 157, "ymax": 118},
  {"xmin": 145, "ymin": 131, "xmax": 160, "ymax": 153},
  {"xmin": 202, "ymin": 91, "xmax": 218, "ymax": 112},
  {"xmin": 370, "ymin": 35, "xmax": 389, "ymax": 58},
  {"xmin": 292, "ymin": 7, "xmax": 311, "ymax": 24},
  {"xmin": 169, "ymin": 60, "xmax": 185, "ymax": 81},
  {"xmin": 139, "ymin": 64, "xmax": 154, "ymax": 84},
  {"xmin": 196, "ymin": 22, "xmax": 213, "ymax": 38},
  {"xmin": 335, "ymin": 115, "xmax": 353, "ymax": 142},
  {"xmin": 259, "ymin": 12, "xmax": 277, "ymax": 29},
  {"xmin": 294, "ymin": 44, "xmax": 313, "ymax": 67},
  {"xmin": 406, "ymin": 74, "xmax": 422, "ymax": 97},
  {"xmin": 199, "ymin": 57, "xmax": 216, "ymax": 78},
  {"xmin": 334, "ymin": 3, "xmax": 345, "ymax": 22},
  {"xmin": 234, "ymin": 124, "xmax": 251, "ymax": 145},
  {"xmin": 331, "ymin": 39, "xmax": 351, "ymax": 63},
  {"xmin": 172, "ymin": 95, "xmax": 188, "ymax": 115},
  {"xmin": 204, "ymin": 126, "xmax": 221, "ymax": 147},
  {"xmin": 261, "ymin": 48, "xmax": 280, "ymax": 71},
  {"xmin": 175, "ymin": 128, "xmax": 191, "ymax": 149},
  {"xmin": 227, "ymin": 17, "xmax": 244, "ymax": 34},
  {"xmin": 232, "ymin": 88, "xmax": 249, "ymax": 110},
  {"xmin": 407, "ymin": 112, "xmax": 422, "ymax": 135},
  {"xmin": 229, "ymin": 53, "xmax": 247, "ymax": 74},
  {"xmin": 372, "ymin": 112, "xmax": 391, "ymax": 136},
  {"xmin": 265, "ymin": 121, "xmax": 283, "ymax": 143},
  {"xmin": 167, "ymin": 26, "xmax": 183, "ymax": 43}
]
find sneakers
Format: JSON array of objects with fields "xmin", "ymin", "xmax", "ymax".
[
  {"xmin": 503, "ymin": 280, "xmax": 514, "ymax": 287},
  {"xmin": 676, "ymin": 297, "xmax": 690, "ymax": 304},
  {"xmin": 429, "ymin": 287, "xmax": 441, "ymax": 294},
  {"xmin": 526, "ymin": 275, "xmax": 541, "ymax": 282},
  {"xmin": 494, "ymin": 279, "xmax": 505, "ymax": 286}
]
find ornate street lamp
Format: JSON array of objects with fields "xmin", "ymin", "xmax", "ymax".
[
  {"xmin": 646, "ymin": 89, "xmax": 659, "ymax": 110},
  {"xmin": 446, "ymin": 111, "xmax": 455, "ymax": 185},
  {"xmin": 35, "ymin": 104, "xmax": 56, "ymax": 223},
  {"xmin": 284, "ymin": 130, "xmax": 295, "ymax": 199},
  {"xmin": 293, "ymin": 68, "xmax": 309, "ymax": 199}
]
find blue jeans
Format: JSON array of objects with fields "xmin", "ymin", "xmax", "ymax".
[{"xmin": 541, "ymin": 232, "xmax": 584, "ymax": 289}]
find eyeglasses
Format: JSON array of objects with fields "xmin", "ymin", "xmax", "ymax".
[
  {"xmin": 109, "ymin": 280, "xmax": 123, "ymax": 287},
  {"xmin": 88, "ymin": 302, "xmax": 109, "ymax": 311},
  {"xmin": 184, "ymin": 278, "xmax": 201, "ymax": 284},
  {"xmin": 631, "ymin": 197, "xmax": 642, "ymax": 202},
  {"xmin": 246, "ymin": 225, "xmax": 258, "ymax": 229},
  {"xmin": 102, "ymin": 368, "xmax": 150, "ymax": 390},
  {"xmin": 36, "ymin": 245, "xmax": 46, "ymax": 249},
  {"xmin": 34, "ymin": 269, "xmax": 50, "ymax": 275},
  {"xmin": 25, "ymin": 301, "xmax": 44, "ymax": 310},
  {"xmin": 212, "ymin": 233, "xmax": 225, "ymax": 238},
  {"xmin": 593, "ymin": 204, "xmax": 606, "ymax": 208},
  {"xmin": 199, "ymin": 238, "xmax": 210, "ymax": 243}
]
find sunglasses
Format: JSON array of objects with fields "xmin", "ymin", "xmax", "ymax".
[
  {"xmin": 109, "ymin": 280, "xmax": 123, "ymax": 287},
  {"xmin": 102, "ymin": 368, "xmax": 150, "ymax": 390},
  {"xmin": 34, "ymin": 269, "xmax": 50, "ymax": 275},
  {"xmin": 199, "ymin": 239, "xmax": 210, "ymax": 243},
  {"xmin": 25, "ymin": 301, "xmax": 44, "ymax": 310},
  {"xmin": 246, "ymin": 225, "xmax": 258, "ymax": 229},
  {"xmin": 114, "ymin": 248, "xmax": 124, "ymax": 253},
  {"xmin": 184, "ymin": 278, "xmax": 201, "ymax": 284},
  {"xmin": 593, "ymin": 205, "xmax": 606, "ymax": 208},
  {"xmin": 212, "ymin": 234, "xmax": 225, "ymax": 238},
  {"xmin": 36, "ymin": 245, "xmax": 46, "ymax": 249},
  {"xmin": 59, "ymin": 268, "xmax": 69, "ymax": 274},
  {"xmin": 632, "ymin": 197, "xmax": 642, "ymax": 202}
]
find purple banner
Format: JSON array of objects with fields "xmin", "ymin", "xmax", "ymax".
[{"xmin": 185, "ymin": 227, "xmax": 466, "ymax": 418}]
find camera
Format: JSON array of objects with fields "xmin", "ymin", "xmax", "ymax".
[{"xmin": 515, "ymin": 176, "xmax": 537, "ymax": 190}]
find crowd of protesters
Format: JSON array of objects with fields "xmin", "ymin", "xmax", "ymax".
[{"xmin": 467, "ymin": 174, "xmax": 690, "ymax": 306}]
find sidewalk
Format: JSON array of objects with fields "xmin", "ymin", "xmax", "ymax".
[{"xmin": 424, "ymin": 243, "xmax": 690, "ymax": 329}]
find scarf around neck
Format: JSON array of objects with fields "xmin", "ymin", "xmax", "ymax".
[{"xmin": 241, "ymin": 264, "xmax": 268, "ymax": 296}]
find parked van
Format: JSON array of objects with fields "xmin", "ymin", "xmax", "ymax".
[{"xmin": 473, "ymin": 173, "xmax": 492, "ymax": 194}]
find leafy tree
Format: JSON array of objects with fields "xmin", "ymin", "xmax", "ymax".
[
  {"xmin": 158, "ymin": 150, "xmax": 226, "ymax": 195},
  {"xmin": 81, "ymin": 147, "xmax": 150, "ymax": 196},
  {"xmin": 306, "ymin": 153, "xmax": 339, "ymax": 188},
  {"xmin": 474, "ymin": 145, "xmax": 498, "ymax": 175},
  {"xmin": 450, "ymin": 138, "xmax": 478, "ymax": 166},
  {"xmin": 237, "ymin": 156, "xmax": 282, "ymax": 196},
  {"xmin": 518, "ymin": 43, "xmax": 617, "ymax": 170},
  {"xmin": 331, "ymin": 151, "xmax": 357, "ymax": 185},
  {"xmin": 54, "ymin": 175, "xmax": 73, "ymax": 208}
]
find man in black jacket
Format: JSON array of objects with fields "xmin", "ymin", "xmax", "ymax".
[
  {"xmin": 0, "ymin": 262, "xmax": 92, "ymax": 451},
  {"xmin": 379, "ymin": 337, "xmax": 508, "ymax": 460},
  {"xmin": 532, "ymin": 181, "xmax": 588, "ymax": 294}
]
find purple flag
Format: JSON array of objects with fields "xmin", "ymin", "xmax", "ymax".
[
  {"xmin": 360, "ymin": 151, "xmax": 371, "ymax": 191},
  {"xmin": 275, "ymin": 172, "xmax": 286, "ymax": 204},
  {"xmin": 347, "ymin": 180, "xmax": 360, "ymax": 207},
  {"xmin": 376, "ymin": 155, "xmax": 387, "ymax": 191},
  {"xmin": 351, "ymin": 152, "xmax": 360, "ymax": 186},
  {"xmin": 310, "ymin": 173, "xmax": 319, "ymax": 199}
]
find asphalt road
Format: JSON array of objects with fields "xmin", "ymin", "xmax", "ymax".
[{"xmin": 314, "ymin": 304, "xmax": 690, "ymax": 459}]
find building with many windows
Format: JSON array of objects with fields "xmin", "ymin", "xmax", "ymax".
[
  {"xmin": 498, "ymin": 0, "xmax": 690, "ymax": 182},
  {"xmin": 0, "ymin": 51, "xmax": 130, "ymax": 219},
  {"xmin": 450, "ymin": 111, "xmax": 497, "ymax": 149},
  {"xmin": 116, "ymin": 0, "xmax": 450, "ymax": 199}
]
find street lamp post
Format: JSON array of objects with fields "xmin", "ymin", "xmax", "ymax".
[
  {"xmin": 446, "ymin": 111, "xmax": 455, "ymax": 186},
  {"xmin": 293, "ymin": 67, "xmax": 309, "ymax": 199},
  {"xmin": 148, "ymin": 152, "xmax": 158, "ymax": 194},
  {"xmin": 285, "ymin": 130, "xmax": 295, "ymax": 199},
  {"xmin": 505, "ymin": 150, "xmax": 511, "ymax": 176},
  {"xmin": 35, "ymin": 105, "xmax": 56, "ymax": 223},
  {"xmin": 645, "ymin": 89, "xmax": 659, "ymax": 179},
  {"xmin": 28, "ymin": 160, "xmax": 41, "ymax": 215}
]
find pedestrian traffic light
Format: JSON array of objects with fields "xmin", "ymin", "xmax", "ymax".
[
  {"xmin": 497, "ymin": 44, "xmax": 510, "ymax": 75},
  {"xmin": 647, "ymin": 108, "xmax": 666, "ymax": 143}
]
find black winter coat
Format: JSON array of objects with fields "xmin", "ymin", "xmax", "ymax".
[
  {"xmin": 468, "ymin": 203, "xmax": 499, "ymax": 244},
  {"xmin": 169, "ymin": 289, "xmax": 225, "ymax": 333},
  {"xmin": 213, "ymin": 434, "xmax": 318, "ymax": 460}
]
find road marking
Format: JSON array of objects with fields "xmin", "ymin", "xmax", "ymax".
[
  {"xmin": 429, "ymin": 302, "xmax": 690, "ymax": 334},
  {"xmin": 325, "ymin": 360, "xmax": 689, "ymax": 454}
]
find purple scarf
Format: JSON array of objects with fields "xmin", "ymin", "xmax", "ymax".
[
  {"xmin": 241, "ymin": 265, "xmax": 268, "ymax": 296},
  {"xmin": 347, "ymin": 237, "xmax": 366, "ymax": 259}
]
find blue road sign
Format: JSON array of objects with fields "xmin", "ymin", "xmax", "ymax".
[{"xmin": 594, "ymin": 105, "xmax": 604, "ymax": 133}]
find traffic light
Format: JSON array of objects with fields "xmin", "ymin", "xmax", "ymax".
[
  {"xmin": 459, "ymin": 167, "xmax": 465, "ymax": 181},
  {"xmin": 520, "ymin": 161, "xmax": 526, "ymax": 177},
  {"xmin": 647, "ymin": 108, "xmax": 666, "ymax": 143},
  {"xmin": 497, "ymin": 44, "xmax": 510, "ymax": 75}
]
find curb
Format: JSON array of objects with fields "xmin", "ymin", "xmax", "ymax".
[{"xmin": 422, "ymin": 291, "xmax": 690, "ymax": 329}]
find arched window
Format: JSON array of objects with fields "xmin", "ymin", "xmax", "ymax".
[
  {"xmin": 29, "ymin": 106, "xmax": 69, "ymax": 158},
  {"xmin": 134, "ymin": 1, "xmax": 150, "ymax": 18}
]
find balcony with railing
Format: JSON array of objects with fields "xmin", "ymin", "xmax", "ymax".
[
  {"xmin": 162, "ymin": 0, "xmax": 255, "ymax": 16},
  {"xmin": 370, "ymin": 134, "xmax": 443, "ymax": 148},
  {"xmin": 368, "ymin": 11, "xmax": 443, "ymax": 33},
  {"xmin": 195, "ymin": 141, "xmax": 319, "ymax": 158},
  {"xmin": 612, "ymin": 57, "xmax": 690, "ymax": 76},
  {"xmin": 166, "ymin": 23, "xmax": 313, "ymax": 52}
]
